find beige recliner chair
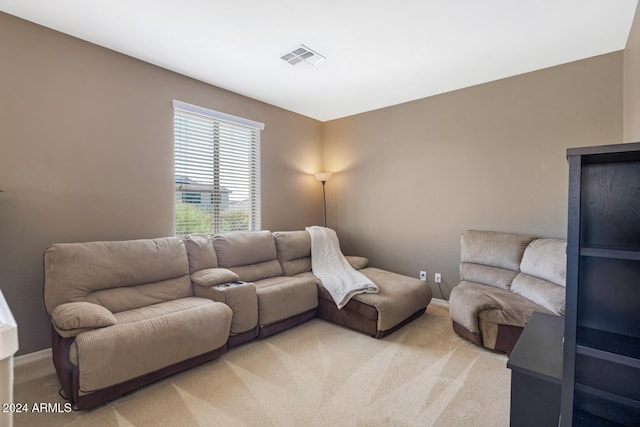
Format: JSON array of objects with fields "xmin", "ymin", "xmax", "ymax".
[
  {"xmin": 449, "ymin": 230, "xmax": 566, "ymax": 353},
  {"xmin": 43, "ymin": 237, "xmax": 233, "ymax": 409}
]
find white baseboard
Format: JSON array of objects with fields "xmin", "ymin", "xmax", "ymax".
[
  {"xmin": 431, "ymin": 297, "xmax": 449, "ymax": 306},
  {"xmin": 14, "ymin": 348, "xmax": 51, "ymax": 368}
]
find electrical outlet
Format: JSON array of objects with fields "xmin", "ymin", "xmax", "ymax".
[
  {"xmin": 419, "ymin": 271, "xmax": 427, "ymax": 281},
  {"xmin": 435, "ymin": 273, "xmax": 442, "ymax": 283}
]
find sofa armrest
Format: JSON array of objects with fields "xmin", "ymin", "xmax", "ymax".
[
  {"xmin": 193, "ymin": 282, "xmax": 258, "ymax": 335},
  {"xmin": 191, "ymin": 268, "xmax": 239, "ymax": 288},
  {"xmin": 345, "ymin": 256, "xmax": 369, "ymax": 270},
  {"xmin": 51, "ymin": 302, "xmax": 116, "ymax": 338}
]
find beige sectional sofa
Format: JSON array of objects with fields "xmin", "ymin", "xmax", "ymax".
[
  {"xmin": 449, "ymin": 230, "xmax": 566, "ymax": 353},
  {"xmin": 43, "ymin": 229, "xmax": 431, "ymax": 409}
]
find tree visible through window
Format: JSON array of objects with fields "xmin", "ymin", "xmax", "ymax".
[{"xmin": 173, "ymin": 101, "xmax": 263, "ymax": 235}]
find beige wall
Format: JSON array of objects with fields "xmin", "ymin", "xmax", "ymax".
[
  {"xmin": 0, "ymin": 13, "xmax": 323, "ymax": 355},
  {"xmin": 323, "ymin": 52, "xmax": 623, "ymax": 299},
  {"xmin": 624, "ymin": 2, "xmax": 640, "ymax": 141}
]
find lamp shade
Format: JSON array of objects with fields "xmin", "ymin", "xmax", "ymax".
[{"xmin": 314, "ymin": 172, "xmax": 332, "ymax": 182}]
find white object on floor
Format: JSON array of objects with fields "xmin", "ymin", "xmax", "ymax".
[{"xmin": 0, "ymin": 290, "xmax": 18, "ymax": 427}]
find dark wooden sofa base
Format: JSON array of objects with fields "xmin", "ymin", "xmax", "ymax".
[
  {"xmin": 258, "ymin": 308, "xmax": 317, "ymax": 339},
  {"xmin": 494, "ymin": 324, "xmax": 525, "ymax": 353},
  {"xmin": 452, "ymin": 320, "xmax": 482, "ymax": 347},
  {"xmin": 52, "ymin": 326, "xmax": 227, "ymax": 410},
  {"xmin": 227, "ymin": 327, "xmax": 259, "ymax": 349},
  {"xmin": 452, "ymin": 320, "xmax": 524, "ymax": 354},
  {"xmin": 317, "ymin": 287, "xmax": 427, "ymax": 339}
]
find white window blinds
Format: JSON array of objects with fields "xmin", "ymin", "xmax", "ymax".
[{"xmin": 173, "ymin": 100, "xmax": 263, "ymax": 235}]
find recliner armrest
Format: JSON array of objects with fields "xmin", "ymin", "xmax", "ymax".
[
  {"xmin": 191, "ymin": 268, "xmax": 239, "ymax": 288},
  {"xmin": 51, "ymin": 302, "xmax": 116, "ymax": 338}
]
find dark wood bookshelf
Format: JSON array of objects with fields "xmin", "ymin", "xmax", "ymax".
[{"xmin": 562, "ymin": 143, "xmax": 640, "ymax": 426}]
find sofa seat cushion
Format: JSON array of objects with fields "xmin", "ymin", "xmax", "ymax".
[
  {"xmin": 449, "ymin": 281, "xmax": 553, "ymax": 349},
  {"xmin": 353, "ymin": 268, "xmax": 431, "ymax": 332},
  {"xmin": 294, "ymin": 271, "xmax": 321, "ymax": 285},
  {"xmin": 69, "ymin": 297, "xmax": 232, "ymax": 394},
  {"xmin": 253, "ymin": 276, "xmax": 318, "ymax": 327}
]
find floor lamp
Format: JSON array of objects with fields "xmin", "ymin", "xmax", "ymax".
[{"xmin": 314, "ymin": 172, "xmax": 332, "ymax": 227}]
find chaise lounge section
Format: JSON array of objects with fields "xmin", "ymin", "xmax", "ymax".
[{"xmin": 273, "ymin": 230, "xmax": 432, "ymax": 338}]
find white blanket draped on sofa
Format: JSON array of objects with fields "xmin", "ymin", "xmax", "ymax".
[{"xmin": 306, "ymin": 226, "xmax": 379, "ymax": 309}]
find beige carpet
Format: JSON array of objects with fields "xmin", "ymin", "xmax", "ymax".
[{"xmin": 13, "ymin": 300, "xmax": 510, "ymax": 427}]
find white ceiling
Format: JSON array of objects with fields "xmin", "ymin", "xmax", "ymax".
[{"xmin": 1, "ymin": 1, "xmax": 637, "ymax": 121}]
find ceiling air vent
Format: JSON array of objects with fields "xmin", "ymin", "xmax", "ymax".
[{"xmin": 280, "ymin": 44, "xmax": 325, "ymax": 66}]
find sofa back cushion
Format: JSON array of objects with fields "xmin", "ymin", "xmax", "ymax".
[
  {"xmin": 459, "ymin": 230, "xmax": 536, "ymax": 290},
  {"xmin": 510, "ymin": 238, "xmax": 566, "ymax": 315},
  {"xmin": 519, "ymin": 238, "xmax": 566, "ymax": 287},
  {"xmin": 273, "ymin": 231, "xmax": 312, "ymax": 276},
  {"xmin": 213, "ymin": 230, "xmax": 282, "ymax": 282},
  {"xmin": 44, "ymin": 237, "xmax": 191, "ymax": 315},
  {"xmin": 183, "ymin": 234, "xmax": 218, "ymax": 274},
  {"xmin": 459, "ymin": 263, "xmax": 520, "ymax": 291}
]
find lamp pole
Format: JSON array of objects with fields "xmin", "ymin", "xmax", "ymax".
[
  {"xmin": 314, "ymin": 172, "xmax": 332, "ymax": 227},
  {"xmin": 321, "ymin": 179, "xmax": 327, "ymax": 227}
]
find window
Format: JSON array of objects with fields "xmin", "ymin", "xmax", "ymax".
[{"xmin": 173, "ymin": 100, "xmax": 263, "ymax": 235}]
